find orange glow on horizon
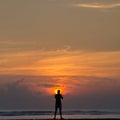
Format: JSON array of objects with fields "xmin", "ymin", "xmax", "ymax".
[{"xmin": 44, "ymin": 87, "xmax": 65, "ymax": 95}]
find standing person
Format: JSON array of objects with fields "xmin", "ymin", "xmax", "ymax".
[{"xmin": 53, "ymin": 90, "xmax": 64, "ymax": 119}]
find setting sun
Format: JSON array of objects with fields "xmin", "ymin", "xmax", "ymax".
[{"xmin": 54, "ymin": 88, "xmax": 63, "ymax": 94}]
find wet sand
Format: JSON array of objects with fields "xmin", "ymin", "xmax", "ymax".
[{"xmin": 5, "ymin": 118, "xmax": 120, "ymax": 120}]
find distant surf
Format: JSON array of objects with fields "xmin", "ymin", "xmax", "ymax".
[
  {"xmin": 0, "ymin": 109, "xmax": 120, "ymax": 116},
  {"xmin": 0, "ymin": 109, "xmax": 120, "ymax": 119}
]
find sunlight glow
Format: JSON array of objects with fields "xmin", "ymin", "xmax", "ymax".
[{"xmin": 54, "ymin": 88, "xmax": 63, "ymax": 94}]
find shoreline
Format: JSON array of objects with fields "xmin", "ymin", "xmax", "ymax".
[{"xmin": 0, "ymin": 118, "xmax": 120, "ymax": 120}]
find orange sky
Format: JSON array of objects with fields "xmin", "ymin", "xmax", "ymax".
[
  {"xmin": 0, "ymin": 0, "xmax": 120, "ymax": 109},
  {"xmin": 0, "ymin": 49, "xmax": 120, "ymax": 95},
  {"xmin": 0, "ymin": 49, "xmax": 120, "ymax": 77}
]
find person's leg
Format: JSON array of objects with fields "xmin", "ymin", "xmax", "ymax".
[
  {"xmin": 59, "ymin": 106, "xmax": 63, "ymax": 119},
  {"xmin": 54, "ymin": 106, "xmax": 57, "ymax": 119}
]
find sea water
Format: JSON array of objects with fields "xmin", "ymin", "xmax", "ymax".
[{"xmin": 0, "ymin": 109, "xmax": 120, "ymax": 119}]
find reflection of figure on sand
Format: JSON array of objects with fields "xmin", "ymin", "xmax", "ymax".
[{"xmin": 53, "ymin": 90, "xmax": 64, "ymax": 120}]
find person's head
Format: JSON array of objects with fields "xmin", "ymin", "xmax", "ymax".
[{"xmin": 57, "ymin": 90, "xmax": 60, "ymax": 94}]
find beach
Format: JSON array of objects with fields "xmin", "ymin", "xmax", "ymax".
[
  {"xmin": 1, "ymin": 118, "xmax": 120, "ymax": 120},
  {"xmin": 0, "ymin": 115, "xmax": 120, "ymax": 120}
]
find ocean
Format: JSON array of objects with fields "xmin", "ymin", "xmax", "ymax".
[{"xmin": 0, "ymin": 109, "xmax": 120, "ymax": 119}]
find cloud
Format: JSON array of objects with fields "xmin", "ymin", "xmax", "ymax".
[
  {"xmin": 0, "ymin": 69, "xmax": 120, "ymax": 109},
  {"xmin": 0, "ymin": 78, "xmax": 54, "ymax": 109},
  {"xmin": 0, "ymin": 75, "xmax": 120, "ymax": 109},
  {"xmin": 63, "ymin": 76, "xmax": 120, "ymax": 109},
  {"xmin": 72, "ymin": 3, "xmax": 120, "ymax": 9},
  {"xmin": 0, "ymin": 49, "xmax": 120, "ymax": 78}
]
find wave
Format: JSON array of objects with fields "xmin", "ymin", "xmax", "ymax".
[
  {"xmin": 63, "ymin": 110, "xmax": 120, "ymax": 115},
  {"xmin": 0, "ymin": 109, "xmax": 120, "ymax": 116},
  {"xmin": 0, "ymin": 110, "xmax": 52, "ymax": 116}
]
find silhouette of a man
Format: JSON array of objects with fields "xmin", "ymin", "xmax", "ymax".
[{"xmin": 53, "ymin": 90, "xmax": 63, "ymax": 119}]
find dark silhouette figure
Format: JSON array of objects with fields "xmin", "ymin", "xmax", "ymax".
[{"xmin": 53, "ymin": 90, "xmax": 63, "ymax": 119}]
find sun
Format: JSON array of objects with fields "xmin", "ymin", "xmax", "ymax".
[{"xmin": 54, "ymin": 88, "xmax": 63, "ymax": 94}]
